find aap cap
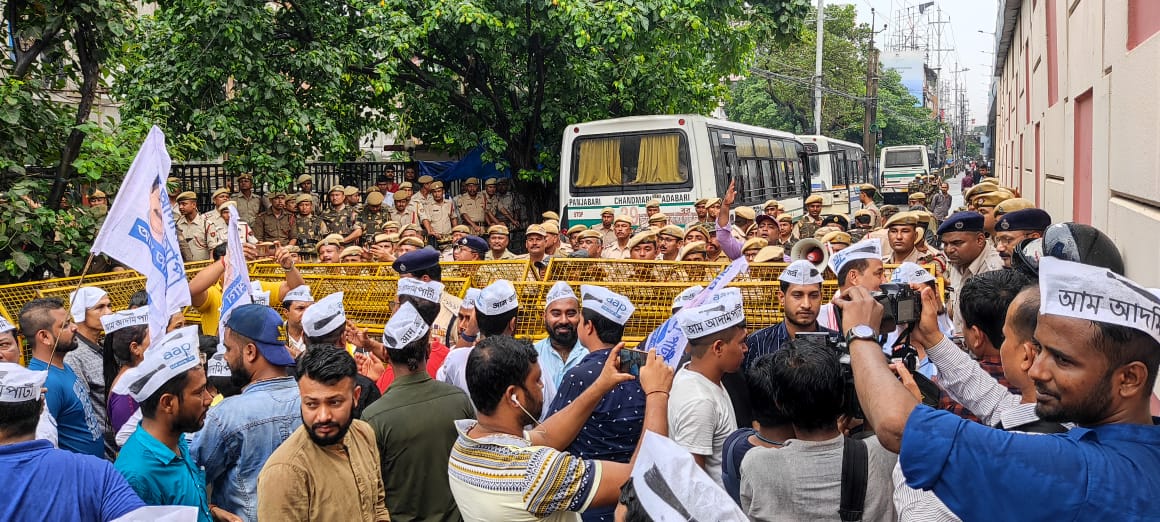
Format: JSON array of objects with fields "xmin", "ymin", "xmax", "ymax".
[
  {"xmin": 119, "ymin": 326, "xmax": 202, "ymax": 402},
  {"xmin": 398, "ymin": 278, "xmax": 445, "ymax": 304},
  {"xmin": 779, "ymin": 260, "xmax": 824, "ymax": 285},
  {"xmin": 890, "ymin": 262, "xmax": 935, "ymax": 284},
  {"xmin": 283, "ymin": 285, "xmax": 315, "ymax": 304},
  {"xmin": 382, "ymin": 302, "xmax": 429, "ymax": 350},
  {"xmin": 580, "ymin": 285, "xmax": 635, "ymax": 326},
  {"xmin": 672, "ymin": 285, "xmax": 705, "ymax": 312},
  {"xmin": 1039, "ymin": 257, "xmax": 1160, "ymax": 344},
  {"xmin": 70, "ymin": 286, "xmax": 108, "ymax": 323},
  {"xmin": 476, "ymin": 280, "xmax": 519, "ymax": 315},
  {"xmin": 393, "ymin": 247, "xmax": 441, "ymax": 274},
  {"xmin": 829, "ymin": 238, "xmax": 881, "ymax": 274},
  {"xmin": 677, "ymin": 288, "xmax": 745, "ymax": 339},
  {"xmin": 0, "ymin": 362, "xmax": 48, "ymax": 403},
  {"xmin": 937, "ymin": 211, "xmax": 985, "ymax": 235},
  {"xmin": 462, "ymin": 288, "xmax": 481, "ymax": 310},
  {"xmin": 207, "ymin": 351, "xmax": 231, "ymax": 378},
  {"xmin": 545, "ymin": 281, "xmax": 578, "ymax": 307},
  {"xmin": 456, "ymin": 235, "xmax": 489, "ymax": 254},
  {"xmin": 225, "ymin": 304, "xmax": 296, "ymax": 366},
  {"xmin": 250, "ymin": 281, "xmax": 271, "ymax": 307},
  {"xmin": 301, "ymin": 292, "xmax": 346, "ymax": 339},
  {"xmin": 996, "ymin": 208, "xmax": 1051, "ymax": 233},
  {"xmin": 99, "ymin": 307, "xmax": 150, "ymax": 334},
  {"xmin": 0, "ymin": 316, "xmax": 13, "ymax": 334}
]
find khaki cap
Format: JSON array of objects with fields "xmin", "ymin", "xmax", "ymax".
[
  {"xmin": 776, "ymin": 213, "xmax": 794, "ymax": 223},
  {"xmin": 742, "ymin": 237, "xmax": 769, "ymax": 252},
  {"xmin": 853, "ymin": 208, "xmax": 874, "ymax": 219},
  {"xmin": 752, "ymin": 245, "xmax": 785, "ymax": 263},
  {"xmin": 91, "ymin": 190, "xmax": 108, "ymax": 198},
  {"xmin": 402, "ymin": 223, "xmax": 424, "ymax": 234},
  {"xmin": 601, "ymin": 207, "xmax": 615, "ymax": 216},
  {"xmin": 695, "ymin": 199, "xmax": 709, "ymax": 207},
  {"xmin": 343, "ymin": 186, "xmax": 359, "ymax": 196},
  {"xmin": 822, "ymin": 230, "xmax": 853, "ymax": 245},
  {"xmin": 373, "ymin": 233, "xmax": 394, "ymax": 244},
  {"xmin": 339, "ymin": 246, "xmax": 363, "ymax": 258},
  {"xmin": 577, "ymin": 229, "xmax": 603, "ymax": 240},
  {"xmin": 626, "ymin": 230, "xmax": 657, "ymax": 249},
  {"xmin": 484, "ymin": 178, "xmax": 498, "ymax": 186},
  {"xmin": 645, "ymin": 199, "xmax": 661, "ymax": 209},
  {"xmin": 394, "ymin": 192, "xmax": 411, "ymax": 202},
  {"xmin": 613, "ymin": 214, "xmax": 634, "ymax": 226},
  {"xmin": 383, "ymin": 221, "xmax": 400, "ymax": 230},
  {"xmin": 237, "ymin": 172, "xmax": 253, "ymax": 180},
  {"xmin": 804, "ymin": 194, "xmax": 824, "ymax": 205},
  {"xmin": 167, "ymin": 176, "xmax": 181, "ymax": 185},
  {"xmin": 269, "ymin": 191, "xmax": 286, "ymax": 199},
  {"xmin": 964, "ymin": 182, "xmax": 999, "ymax": 202},
  {"xmin": 981, "ymin": 177, "xmax": 1001, "ymax": 185},
  {"xmin": 567, "ymin": 224, "xmax": 588, "ymax": 235},
  {"xmin": 397, "ymin": 182, "xmax": 413, "ymax": 190},
  {"xmin": 763, "ymin": 199, "xmax": 781, "ymax": 210},
  {"xmin": 542, "ymin": 211, "xmax": 561, "ymax": 222},
  {"xmin": 884, "ymin": 211, "xmax": 920, "ymax": 228},
  {"xmin": 176, "ymin": 191, "xmax": 197, "ymax": 202},
  {"xmin": 684, "ymin": 224, "xmax": 710, "ymax": 238},
  {"xmin": 541, "ymin": 222, "xmax": 560, "ymax": 235},
  {"xmin": 973, "ymin": 189, "xmax": 1015, "ymax": 208},
  {"xmin": 451, "ymin": 224, "xmax": 471, "ymax": 234},
  {"xmin": 908, "ymin": 192, "xmax": 926, "ymax": 201},
  {"xmin": 212, "ymin": 188, "xmax": 231, "ymax": 199},
  {"xmin": 319, "ymin": 234, "xmax": 344, "ymax": 246},
  {"xmin": 284, "ymin": 245, "xmax": 301, "ymax": 254},
  {"xmin": 734, "ymin": 207, "xmax": 756, "ymax": 220},
  {"xmin": 329, "ymin": 185, "xmax": 345, "ymax": 194},
  {"xmin": 418, "ymin": 175, "xmax": 434, "ymax": 184},
  {"xmin": 657, "ymin": 225, "xmax": 684, "ymax": 239},
  {"xmin": 365, "ymin": 192, "xmax": 385, "ymax": 205},
  {"xmin": 678, "ymin": 241, "xmax": 707, "ymax": 259},
  {"xmin": 464, "ymin": 177, "xmax": 480, "ymax": 185},
  {"xmin": 858, "ymin": 183, "xmax": 878, "ymax": 193},
  {"xmin": 648, "ymin": 213, "xmax": 668, "ymax": 224},
  {"xmin": 431, "ymin": 181, "xmax": 444, "ymax": 189},
  {"xmin": 488, "ymin": 224, "xmax": 510, "ymax": 236},
  {"xmin": 295, "ymin": 195, "xmax": 313, "ymax": 206},
  {"xmin": 217, "ymin": 201, "xmax": 237, "ymax": 212},
  {"xmin": 525, "ymin": 224, "xmax": 548, "ymax": 237},
  {"xmin": 995, "ymin": 197, "xmax": 1035, "ymax": 216},
  {"xmin": 296, "ymin": 174, "xmax": 313, "ymax": 184},
  {"xmin": 706, "ymin": 198, "xmax": 722, "ymax": 207},
  {"xmin": 398, "ymin": 236, "xmax": 426, "ymax": 249}
]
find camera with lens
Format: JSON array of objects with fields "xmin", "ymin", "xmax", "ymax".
[
  {"xmin": 791, "ymin": 332, "xmax": 865, "ymax": 419},
  {"xmin": 872, "ymin": 283, "xmax": 922, "ymax": 332}
]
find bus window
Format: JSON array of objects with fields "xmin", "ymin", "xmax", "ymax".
[
  {"xmin": 754, "ymin": 138, "xmax": 772, "ymax": 158},
  {"xmin": 573, "ymin": 132, "xmax": 690, "ymax": 190},
  {"xmin": 735, "ymin": 135, "xmax": 754, "ymax": 157},
  {"xmin": 884, "ymin": 149, "xmax": 925, "ymax": 168},
  {"xmin": 743, "ymin": 159, "xmax": 760, "ymax": 201},
  {"xmin": 759, "ymin": 159, "xmax": 775, "ymax": 198}
]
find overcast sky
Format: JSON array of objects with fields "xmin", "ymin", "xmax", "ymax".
[{"xmin": 832, "ymin": 0, "xmax": 999, "ymax": 124}]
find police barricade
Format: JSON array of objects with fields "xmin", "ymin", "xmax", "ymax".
[
  {"xmin": 250, "ymin": 263, "xmax": 393, "ymax": 278},
  {"xmin": 440, "ymin": 261, "xmax": 531, "ymax": 287},
  {"xmin": 541, "ymin": 258, "xmax": 729, "ymax": 283}
]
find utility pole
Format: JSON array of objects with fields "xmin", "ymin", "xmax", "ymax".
[
  {"xmin": 813, "ymin": 0, "xmax": 825, "ymax": 135},
  {"xmin": 863, "ymin": 8, "xmax": 880, "ymax": 159}
]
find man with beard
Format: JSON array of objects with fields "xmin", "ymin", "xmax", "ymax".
[
  {"xmin": 21, "ymin": 298, "xmax": 104, "ymax": 457},
  {"xmin": 192, "ymin": 304, "xmax": 301, "ymax": 522},
  {"xmin": 62, "ymin": 287, "xmax": 114, "ymax": 459},
  {"xmin": 257, "ymin": 346, "xmax": 390, "ymax": 521},
  {"xmin": 656, "ymin": 225, "xmax": 684, "ymax": 261},
  {"xmin": 743, "ymin": 261, "xmax": 835, "ymax": 370},
  {"xmin": 546, "ymin": 286, "xmax": 638, "ymax": 522},
  {"xmin": 835, "ymin": 257, "xmax": 1160, "ymax": 520},
  {"xmin": 114, "ymin": 327, "xmax": 222, "ymax": 522},
  {"xmin": 534, "ymin": 282, "xmax": 586, "ymax": 388}
]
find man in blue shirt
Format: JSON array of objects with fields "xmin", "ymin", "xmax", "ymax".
[
  {"xmin": 115, "ymin": 326, "xmax": 222, "ymax": 522},
  {"xmin": 744, "ymin": 260, "xmax": 836, "ymax": 370},
  {"xmin": 534, "ymin": 281, "xmax": 587, "ymax": 388},
  {"xmin": 547, "ymin": 285, "xmax": 639, "ymax": 522},
  {"xmin": 20, "ymin": 298, "xmax": 104, "ymax": 457},
  {"xmin": 0, "ymin": 361, "xmax": 145, "ymax": 520},
  {"xmin": 836, "ymin": 257, "xmax": 1160, "ymax": 520},
  {"xmin": 191, "ymin": 305, "xmax": 301, "ymax": 522}
]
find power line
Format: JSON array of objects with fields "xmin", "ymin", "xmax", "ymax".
[{"xmin": 747, "ymin": 66, "xmax": 931, "ymax": 123}]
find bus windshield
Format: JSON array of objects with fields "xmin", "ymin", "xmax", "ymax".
[
  {"xmin": 884, "ymin": 150, "xmax": 925, "ymax": 168},
  {"xmin": 572, "ymin": 131, "xmax": 690, "ymax": 189}
]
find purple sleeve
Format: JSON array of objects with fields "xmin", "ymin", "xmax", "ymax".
[
  {"xmin": 107, "ymin": 393, "xmax": 138, "ymax": 433},
  {"xmin": 715, "ymin": 224, "xmax": 743, "ymax": 260}
]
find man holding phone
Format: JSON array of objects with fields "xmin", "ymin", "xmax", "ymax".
[{"xmin": 546, "ymin": 285, "xmax": 638, "ymax": 522}]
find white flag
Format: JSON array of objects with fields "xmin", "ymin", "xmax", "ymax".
[
  {"xmin": 91, "ymin": 126, "xmax": 189, "ymax": 346},
  {"xmin": 644, "ymin": 257, "xmax": 748, "ymax": 367},
  {"xmin": 218, "ymin": 205, "xmax": 253, "ymax": 342},
  {"xmin": 631, "ymin": 430, "xmax": 747, "ymax": 521}
]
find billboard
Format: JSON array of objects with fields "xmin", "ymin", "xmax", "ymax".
[{"xmin": 881, "ymin": 50, "xmax": 925, "ymax": 107}]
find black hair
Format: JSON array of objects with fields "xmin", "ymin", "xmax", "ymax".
[
  {"xmin": 18, "ymin": 297, "xmax": 64, "ymax": 346},
  {"xmin": 0, "ymin": 399, "xmax": 44, "ymax": 438},
  {"xmin": 465, "ymin": 335, "xmax": 537, "ymax": 415},
  {"xmin": 581, "ymin": 308, "xmax": 626, "ymax": 346},
  {"xmin": 746, "ymin": 354, "xmax": 792, "ymax": 428},
  {"xmin": 137, "ymin": 367, "xmax": 193, "ymax": 419},
  {"xmin": 687, "ymin": 322, "xmax": 747, "ymax": 358},
  {"xmin": 408, "ymin": 265, "xmax": 442, "ymax": 282},
  {"xmin": 384, "ymin": 331, "xmax": 430, "ymax": 372},
  {"xmin": 1095, "ymin": 321, "xmax": 1160, "ymax": 391},
  {"xmin": 102, "ymin": 324, "xmax": 149, "ymax": 392},
  {"xmin": 476, "ymin": 308, "xmax": 519, "ymax": 338},
  {"xmin": 960, "ymin": 270, "xmax": 1033, "ymax": 348},
  {"xmin": 128, "ymin": 290, "xmax": 149, "ymax": 309},
  {"xmin": 198, "ymin": 335, "xmax": 219, "ymax": 357},
  {"xmin": 295, "ymin": 344, "xmax": 358, "ymax": 385},
  {"xmin": 1009, "ymin": 286, "xmax": 1040, "ymax": 344},
  {"xmin": 399, "ymin": 295, "xmax": 440, "ymax": 326},
  {"xmin": 211, "ymin": 242, "xmax": 228, "ymax": 261},
  {"xmin": 836, "ymin": 258, "xmax": 872, "ymax": 287},
  {"xmin": 618, "ymin": 480, "xmax": 651, "ymax": 522},
  {"xmin": 770, "ymin": 341, "xmax": 844, "ymax": 432}
]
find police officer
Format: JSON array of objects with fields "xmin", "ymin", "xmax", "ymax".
[
  {"xmin": 292, "ymin": 194, "xmax": 330, "ymax": 250},
  {"xmin": 253, "ymin": 192, "xmax": 292, "ymax": 244},
  {"xmin": 907, "ymin": 174, "xmax": 924, "ymax": 200},
  {"xmin": 232, "ymin": 173, "xmax": 267, "ymax": 224},
  {"xmin": 294, "ymin": 174, "xmax": 320, "ymax": 209},
  {"xmin": 792, "ymin": 194, "xmax": 825, "ymax": 240},
  {"xmin": 203, "ymin": 187, "xmax": 232, "ymax": 249},
  {"xmin": 321, "ymin": 185, "xmax": 362, "ymax": 245},
  {"xmin": 175, "ymin": 191, "xmax": 210, "ymax": 261},
  {"xmin": 423, "ymin": 180, "xmax": 458, "ymax": 246},
  {"xmin": 993, "ymin": 208, "xmax": 1051, "ymax": 268},
  {"xmin": 358, "ymin": 191, "xmax": 391, "ymax": 245},
  {"xmin": 454, "ymin": 177, "xmax": 488, "ymax": 234},
  {"xmin": 938, "ymin": 211, "xmax": 1005, "ymax": 334},
  {"xmin": 484, "ymin": 225, "xmax": 516, "ymax": 260}
]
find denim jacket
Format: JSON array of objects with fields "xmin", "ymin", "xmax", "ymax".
[{"xmin": 190, "ymin": 377, "xmax": 301, "ymax": 522}]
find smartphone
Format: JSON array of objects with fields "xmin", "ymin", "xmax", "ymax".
[
  {"xmin": 257, "ymin": 242, "xmax": 276, "ymax": 257},
  {"xmin": 618, "ymin": 348, "xmax": 650, "ymax": 377}
]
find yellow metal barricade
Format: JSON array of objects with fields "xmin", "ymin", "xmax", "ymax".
[
  {"xmin": 441, "ymin": 261, "xmax": 531, "ymax": 287},
  {"xmin": 542, "ymin": 258, "xmax": 728, "ymax": 283},
  {"xmin": 38, "ymin": 275, "xmax": 148, "ymax": 312}
]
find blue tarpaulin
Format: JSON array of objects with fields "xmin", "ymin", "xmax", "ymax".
[{"xmin": 417, "ymin": 147, "xmax": 511, "ymax": 182}]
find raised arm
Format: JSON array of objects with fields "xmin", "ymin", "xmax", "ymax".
[{"xmin": 529, "ymin": 344, "xmax": 635, "ymax": 450}]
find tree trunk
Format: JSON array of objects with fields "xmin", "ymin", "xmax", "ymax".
[{"xmin": 48, "ymin": 20, "xmax": 100, "ymax": 210}]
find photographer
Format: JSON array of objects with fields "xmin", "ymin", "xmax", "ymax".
[
  {"xmin": 739, "ymin": 342, "xmax": 897, "ymax": 522},
  {"xmin": 834, "ymin": 258, "xmax": 1160, "ymax": 519}
]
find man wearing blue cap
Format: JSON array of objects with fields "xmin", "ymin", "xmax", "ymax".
[
  {"xmin": 938, "ymin": 211, "xmax": 1004, "ymax": 335},
  {"xmin": 191, "ymin": 304, "xmax": 301, "ymax": 522},
  {"xmin": 390, "ymin": 247, "xmax": 463, "ymax": 347},
  {"xmin": 452, "ymin": 235, "xmax": 488, "ymax": 261},
  {"xmin": 993, "ymin": 208, "xmax": 1051, "ymax": 268}
]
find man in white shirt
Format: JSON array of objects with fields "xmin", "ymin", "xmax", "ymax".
[
  {"xmin": 669, "ymin": 287, "xmax": 747, "ymax": 486},
  {"xmin": 818, "ymin": 239, "xmax": 884, "ymax": 331}
]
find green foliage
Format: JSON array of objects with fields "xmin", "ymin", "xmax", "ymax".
[
  {"xmin": 875, "ymin": 69, "xmax": 941, "ymax": 148},
  {"xmin": 0, "ymin": 78, "xmax": 71, "ymax": 176},
  {"xmin": 114, "ymin": 1, "xmax": 392, "ymax": 189}
]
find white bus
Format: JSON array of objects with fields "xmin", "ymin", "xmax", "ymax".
[
  {"xmin": 796, "ymin": 135, "xmax": 874, "ymax": 216},
  {"xmin": 558, "ymin": 115, "xmax": 809, "ymax": 229},
  {"xmin": 879, "ymin": 145, "xmax": 931, "ymax": 203}
]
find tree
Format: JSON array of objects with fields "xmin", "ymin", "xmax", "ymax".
[
  {"xmin": 114, "ymin": 1, "xmax": 391, "ymax": 187},
  {"xmin": 875, "ymin": 69, "xmax": 941, "ymax": 148}
]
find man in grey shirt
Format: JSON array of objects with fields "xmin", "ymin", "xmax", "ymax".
[{"xmin": 740, "ymin": 340, "xmax": 897, "ymax": 521}]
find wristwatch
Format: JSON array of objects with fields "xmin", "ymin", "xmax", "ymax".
[{"xmin": 845, "ymin": 325, "xmax": 878, "ymax": 345}]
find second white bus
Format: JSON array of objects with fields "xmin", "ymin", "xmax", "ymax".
[{"xmin": 797, "ymin": 135, "xmax": 874, "ymax": 216}]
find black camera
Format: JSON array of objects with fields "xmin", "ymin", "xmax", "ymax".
[{"xmin": 873, "ymin": 283, "xmax": 922, "ymax": 331}]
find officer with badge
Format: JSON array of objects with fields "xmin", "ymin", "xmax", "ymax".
[
  {"xmin": 992, "ymin": 208, "xmax": 1051, "ymax": 268},
  {"xmin": 791, "ymin": 194, "xmax": 825, "ymax": 240},
  {"xmin": 938, "ymin": 211, "xmax": 1005, "ymax": 335},
  {"xmin": 358, "ymin": 191, "xmax": 391, "ymax": 245},
  {"xmin": 291, "ymin": 194, "xmax": 330, "ymax": 250},
  {"xmin": 454, "ymin": 177, "xmax": 488, "ymax": 234}
]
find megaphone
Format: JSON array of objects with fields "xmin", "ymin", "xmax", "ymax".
[{"xmin": 791, "ymin": 238, "xmax": 830, "ymax": 272}]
